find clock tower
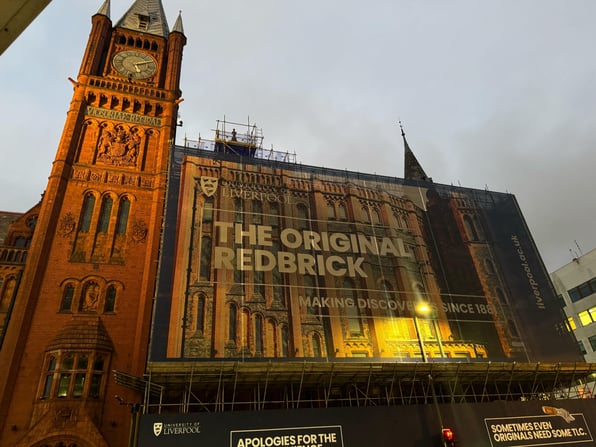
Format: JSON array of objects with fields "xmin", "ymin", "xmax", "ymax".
[{"xmin": 0, "ymin": 1, "xmax": 185, "ymax": 446}]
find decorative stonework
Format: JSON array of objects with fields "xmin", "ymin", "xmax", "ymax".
[
  {"xmin": 131, "ymin": 219, "xmax": 148, "ymax": 243},
  {"xmin": 53, "ymin": 406, "xmax": 78, "ymax": 428},
  {"xmin": 97, "ymin": 125, "xmax": 140, "ymax": 167},
  {"xmin": 58, "ymin": 213, "xmax": 76, "ymax": 237}
]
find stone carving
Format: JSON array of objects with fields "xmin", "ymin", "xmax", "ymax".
[
  {"xmin": 131, "ymin": 219, "xmax": 148, "ymax": 243},
  {"xmin": 97, "ymin": 125, "xmax": 140, "ymax": 167},
  {"xmin": 81, "ymin": 282, "xmax": 100, "ymax": 312},
  {"xmin": 58, "ymin": 213, "xmax": 76, "ymax": 237}
]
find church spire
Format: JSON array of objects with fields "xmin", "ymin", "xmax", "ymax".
[
  {"xmin": 116, "ymin": 0, "xmax": 170, "ymax": 37},
  {"xmin": 96, "ymin": 0, "xmax": 111, "ymax": 18},
  {"xmin": 172, "ymin": 10, "xmax": 184, "ymax": 34},
  {"xmin": 401, "ymin": 121, "xmax": 432, "ymax": 182}
]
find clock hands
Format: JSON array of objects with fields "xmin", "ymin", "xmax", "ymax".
[{"xmin": 134, "ymin": 60, "xmax": 152, "ymax": 72}]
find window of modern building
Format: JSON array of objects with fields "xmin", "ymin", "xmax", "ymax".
[
  {"xmin": 567, "ymin": 316, "xmax": 577, "ymax": 331},
  {"xmin": 578, "ymin": 340, "xmax": 587, "ymax": 355},
  {"xmin": 589, "ymin": 335, "xmax": 596, "ymax": 352},
  {"xmin": 568, "ymin": 276, "xmax": 596, "ymax": 302}
]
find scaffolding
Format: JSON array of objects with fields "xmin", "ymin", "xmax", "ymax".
[
  {"xmin": 114, "ymin": 361, "xmax": 596, "ymax": 415},
  {"xmin": 181, "ymin": 118, "xmax": 297, "ymax": 163}
]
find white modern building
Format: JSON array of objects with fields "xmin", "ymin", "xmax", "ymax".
[{"xmin": 551, "ymin": 248, "xmax": 596, "ymax": 364}]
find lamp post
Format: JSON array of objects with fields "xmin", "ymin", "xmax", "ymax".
[{"xmin": 414, "ymin": 302, "xmax": 431, "ymax": 362}]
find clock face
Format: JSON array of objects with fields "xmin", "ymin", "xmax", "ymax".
[{"xmin": 112, "ymin": 50, "xmax": 157, "ymax": 79}]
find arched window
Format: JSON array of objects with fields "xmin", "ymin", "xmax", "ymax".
[
  {"xmin": 371, "ymin": 208, "xmax": 381, "ymax": 225},
  {"xmin": 196, "ymin": 294, "xmax": 206, "ymax": 334},
  {"xmin": 485, "ymin": 258, "xmax": 495, "ymax": 274},
  {"xmin": 234, "ymin": 198, "xmax": 243, "ymax": 223},
  {"xmin": 304, "ymin": 275, "xmax": 318, "ymax": 315},
  {"xmin": 361, "ymin": 206, "xmax": 370, "ymax": 223},
  {"xmin": 327, "ymin": 202, "xmax": 335, "ymax": 219},
  {"xmin": 59, "ymin": 284, "xmax": 75, "ymax": 312},
  {"xmin": 268, "ymin": 202, "xmax": 280, "ymax": 227},
  {"xmin": 312, "ymin": 333, "xmax": 322, "ymax": 357},
  {"xmin": 202, "ymin": 197, "xmax": 214, "ymax": 223},
  {"xmin": 115, "ymin": 197, "xmax": 130, "ymax": 234},
  {"xmin": 463, "ymin": 215, "xmax": 479, "ymax": 240},
  {"xmin": 254, "ymin": 314, "xmax": 264, "ymax": 355},
  {"xmin": 97, "ymin": 196, "xmax": 113, "ymax": 233},
  {"xmin": 344, "ymin": 278, "xmax": 363, "ymax": 336},
  {"xmin": 104, "ymin": 285, "xmax": 116, "ymax": 313},
  {"xmin": 199, "ymin": 236, "xmax": 212, "ymax": 280},
  {"xmin": 14, "ymin": 237, "xmax": 27, "ymax": 248},
  {"xmin": 254, "ymin": 270, "xmax": 265, "ymax": 297},
  {"xmin": 381, "ymin": 280, "xmax": 397, "ymax": 317},
  {"xmin": 252, "ymin": 201, "xmax": 263, "ymax": 224},
  {"xmin": 228, "ymin": 304, "xmax": 237, "ymax": 343},
  {"xmin": 337, "ymin": 203, "xmax": 347, "ymax": 220},
  {"xmin": 80, "ymin": 194, "xmax": 96, "ymax": 233},
  {"xmin": 281, "ymin": 325, "xmax": 289, "ymax": 357},
  {"xmin": 296, "ymin": 203, "xmax": 308, "ymax": 229}
]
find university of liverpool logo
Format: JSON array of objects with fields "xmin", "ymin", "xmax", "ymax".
[
  {"xmin": 153, "ymin": 422, "xmax": 163, "ymax": 436},
  {"xmin": 200, "ymin": 176, "xmax": 218, "ymax": 197}
]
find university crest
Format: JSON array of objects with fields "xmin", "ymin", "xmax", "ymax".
[
  {"xmin": 200, "ymin": 176, "xmax": 219, "ymax": 197},
  {"xmin": 153, "ymin": 422, "xmax": 163, "ymax": 436}
]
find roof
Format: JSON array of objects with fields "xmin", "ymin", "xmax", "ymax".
[{"xmin": 115, "ymin": 0, "xmax": 170, "ymax": 37}]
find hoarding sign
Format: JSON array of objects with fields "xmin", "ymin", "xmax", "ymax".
[{"xmin": 150, "ymin": 151, "xmax": 579, "ymax": 363}]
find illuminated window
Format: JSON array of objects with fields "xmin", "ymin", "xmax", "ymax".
[
  {"xmin": 567, "ymin": 316, "xmax": 577, "ymax": 331},
  {"xmin": 578, "ymin": 310, "xmax": 593, "ymax": 327},
  {"xmin": 40, "ymin": 352, "xmax": 106, "ymax": 400}
]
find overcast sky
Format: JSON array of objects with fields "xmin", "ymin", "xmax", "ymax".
[{"xmin": 1, "ymin": 0, "xmax": 595, "ymax": 272}]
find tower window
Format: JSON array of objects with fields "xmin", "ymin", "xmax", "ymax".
[
  {"xmin": 59, "ymin": 284, "xmax": 75, "ymax": 312},
  {"xmin": 80, "ymin": 194, "xmax": 96, "ymax": 233},
  {"xmin": 104, "ymin": 285, "xmax": 117, "ymax": 313},
  {"xmin": 116, "ymin": 197, "xmax": 130, "ymax": 234},
  {"xmin": 137, "ymin": 14, "xmax": 150, "ymax": 30},
  {"xmin": 97, "ymin": 196, "xmax": 113, "ymax": 233}
]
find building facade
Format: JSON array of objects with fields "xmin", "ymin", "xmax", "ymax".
[
  {"xmin": 0, "ymin": 1, "xmax": 185, "ymax": 446},
  {"xmin": 0, "ymin": 1, "xmax": 591, "ymax": 446},
  {"xmin": 551, "ymin": 248, "xmax": 596, "ymax": 364}
]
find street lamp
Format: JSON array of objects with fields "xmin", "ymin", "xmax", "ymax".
[{"xmin": 414, "ymin": 302, "xmax": 431, "ymax": 362}]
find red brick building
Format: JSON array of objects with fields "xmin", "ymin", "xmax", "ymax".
[{"xmin": 0, "ymin": 1, "xmax": 185, "ymax": 445}]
